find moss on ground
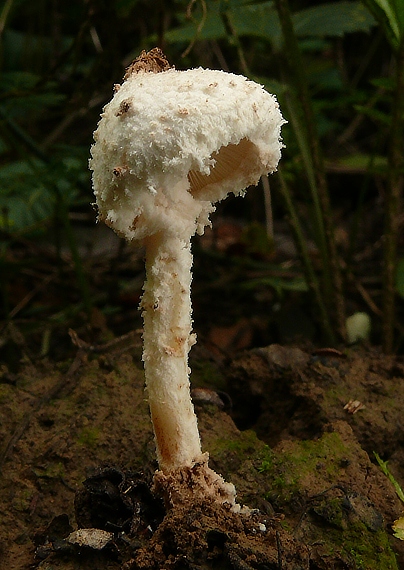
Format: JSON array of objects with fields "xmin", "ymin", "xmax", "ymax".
[{"xmin": 209, "ymin": 425, "xmax": 398, "ymax": 569}]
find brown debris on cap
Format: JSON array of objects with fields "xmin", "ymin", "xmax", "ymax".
[{"xmin": 124, "ymin": 47, "xmax": 173, "ymax": 80}]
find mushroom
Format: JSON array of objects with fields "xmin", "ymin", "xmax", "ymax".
[{"xmin": 90, "ymin": 48, "xmax": 285, "ymax": 508}]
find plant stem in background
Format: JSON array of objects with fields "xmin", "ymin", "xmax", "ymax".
[
  {"xmin": 274, "ymin": 0, "xmax": 346, "ymax": 342},
  {"xmin": 278, "ymin": 171, "xmax": 335, "ymax": 344},
  {"xmin": 262, "ymin": 175, "xmax": 274, "ymax": 241},
  {"xmin": 220, "ymin": 7, "xmax": 250, "ymax": 76},
  {"xmin": 55, "ymin": 192, "xmax": 92, "ymax": 317},
  {"xmin": 383, "ymin": 39, "xmax": 404, "ymax": 353},
  {"xmin": 0, "ymin": 106, "xmax": 48, "ymax": 163},
  {"xmin": 0, "ymin": 0, "xmax": 14, "ymax": 38}
]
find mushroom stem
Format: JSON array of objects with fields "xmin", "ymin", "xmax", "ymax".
[{"xmin": 142, "ymin": 231, "xmax": 202, "ymax": 473}]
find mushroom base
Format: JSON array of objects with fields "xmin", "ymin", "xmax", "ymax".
[{"xmin": 152, "ymin": 452, "xmax": 240, "ymax": 511}]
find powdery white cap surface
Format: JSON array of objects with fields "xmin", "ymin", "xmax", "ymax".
[{"xmin": 90, "ymin": 66, "xmax": 285, "ymax": 242}]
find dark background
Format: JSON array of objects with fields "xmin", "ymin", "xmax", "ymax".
[{"xmin": 0, "ymin": 0, "xmax": 402, "ymax": 363}]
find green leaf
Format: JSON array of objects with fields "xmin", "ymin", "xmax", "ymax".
[
  {"xmin": 0, "ymin": 161, "xmax": 50, "ymax": 231},
  {"xmin": 353, "ymin": 103, "xmax": 392, "ymax": 125},
  {"xmin": 3, "ymin": 29, "xmax": 73, "ymax": 71},
  {"xmin": 242, "ymin": 276, "xmax": 308, "ymax": 293},
  {"xmin": 0, "ymin": 151, "xmax": 86, "ymax": 234},
  {"xmin": 231, "ymin": 1, "xmax": 280, "ymax": 40},
  {"xmin": 166, "ymin": 1, "xmax": 376, "ymax": 47},
  {"xmin": 0, "ymin": 71, "xmax": 40, "ymax": 91},
  {"xmin": 292, "ymin": 2, "xmax": 377, "ymax": 38},
  {"xmin": 3, "ymin": 92, "xmax": 65, "ymax": 119},
  {"xmin": 374, "ymin": 452, "xmax": 404, "ymax": 504},
  {"xmin": 325, "ymin": 153, "xmax": 388, "ymax": 173},
  {"xmin": 392, "ymin": 516, "xmax": 404, "ymax": 540},
  {"xmin": 165, "ymin": 2, "xmax": 226, "ymax": 43},
  {"xmin": 165, "ymin": 1, "xmax": 281, "ymax": 44},
  {"xmin": 361, "ymin": 0, "xmax": 404, "ymax": 50},
  {"xmin": 370, "ymin": 76, "xmax": 396, "ymax": 90}
]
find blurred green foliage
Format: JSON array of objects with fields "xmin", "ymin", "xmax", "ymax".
[
  {"xmin": 166, "ymin": 1, "xmax": 375, "ymax": 46},
  {"xmin": 0, "ymin": 0, "xmax": 402, "ymax": 349}
]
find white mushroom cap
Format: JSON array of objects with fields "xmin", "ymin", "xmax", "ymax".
[{"xmin": 90, "ymin": 62, "xmax": 285, "ymax": 242}]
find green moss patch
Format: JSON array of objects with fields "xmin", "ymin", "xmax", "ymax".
[{"xmin": 207, "ymin": 423, "xmax": 398, "ymax": 569}]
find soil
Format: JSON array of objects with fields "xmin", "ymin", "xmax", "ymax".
[{"xmin": 1, "ymin": 338, "xmax": 404, "ymax": 569}]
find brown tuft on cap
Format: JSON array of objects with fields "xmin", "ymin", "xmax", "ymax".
[{"xmin": 124, "ymin": 48, "xmax": 173, "ymax": 80}]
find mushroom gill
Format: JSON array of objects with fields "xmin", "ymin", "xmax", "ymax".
[{"xmin": 188, "ymin": 138, "xmax": 258, "ymax": 197}]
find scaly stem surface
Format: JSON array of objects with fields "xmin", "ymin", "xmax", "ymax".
[{"xmin": 142, "ymin": 232, "xmax": 202, "ymax": 473}]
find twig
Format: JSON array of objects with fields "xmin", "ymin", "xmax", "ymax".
[
  {"xmin": 335, "ymin": 88, "xmax": 385, "ymax": 148},
  {"xmin": 276, "ymin": 530, "xmax": 283, "ymax": 569},
  {"xmin": 8, "ymin": 272, "xmax": 57, "ymax": 320},
  {"xmin": 68, "ymin": 328, "xmax": 142, "ymax": 353},
  {"xmin": 220, "ymin": 8, "xmax": 250, "ymax": 76},
  {"xmin": 42, "ymin": 93, "xmax": 105, "ymax": 149},
  {"xmin": 181, "ymin": 0, "xmax": 207, "ymax": 59}
]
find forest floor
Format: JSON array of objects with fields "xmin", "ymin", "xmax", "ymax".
[
  {"xmin": 1, "ymin": 220, "xmax": 404, "ymax": 569},
  {"xmin": 1, "ymin": 337, "xmax": 404, "ymax": 569}
]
